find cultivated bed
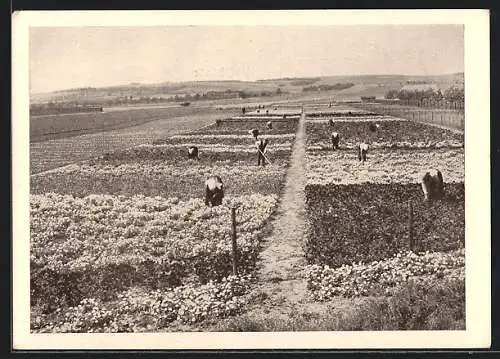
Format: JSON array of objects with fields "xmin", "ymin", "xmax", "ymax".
[
  {"xmin": 306, "ymin": 120, "xmax": 464, "ymax": 149},
  {"xmin": 31, "ymin": 116, "xmax": 300, "ymax": 332},
  {"xmin": 305, "ymin": 148, "xmax": 464, "ymax": 185},
  {"xmin": 31, "ymin": 193, "xmax": 277, "ymax": 312},
  {"xmin": 305, "ymin": 182, "xmax": 465, "ymax": 268},
  {"xmin": 153, "ymin": 133, "xmax": 295, "ymax": 146}
]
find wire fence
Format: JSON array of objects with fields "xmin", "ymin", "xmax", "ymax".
[{"xmin": 354, "ymin": 103, "xmax": 465, "ymax": 132}]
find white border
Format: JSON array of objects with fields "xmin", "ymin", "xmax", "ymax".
[{"xmin": 12, "ymin": 10, "xmax": 490, "ymax": 350}]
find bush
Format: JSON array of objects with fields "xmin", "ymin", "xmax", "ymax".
[
  {"xmin": 305, "ymin": 183, "xmax": 464, "ymax": 267},
  {"xmin": 213, "ymin": 276, "xmax": 465, "ymax": 331},
  {"xmin": 336, "ymin": 277, "xmax": 465, "ymax": 330}
]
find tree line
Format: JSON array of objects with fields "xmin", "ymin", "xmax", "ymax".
[
  {"xmin": 385, "ymin": 86, "xmax": 464, "ymax": 109},
  {"xmin": 31, "ymin": 87, "xmax": 288, "ymax": 112},
  {"xmin": 302, "ymin": 83, "xmax": 355, "ymax": 93}
]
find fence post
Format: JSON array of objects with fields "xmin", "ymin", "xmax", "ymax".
[
  {"xmin": 431, "ymin": 111, "xmax": 434, "ymax": 123},
  {"xmin": 231, "ymin": 207, "xmax": 238, "ymax": 275},
  {"xmin": 408, "ymin": 201, "xmax": 414, "ymax": 251}
]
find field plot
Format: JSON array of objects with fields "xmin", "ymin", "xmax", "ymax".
[
  {"xmin": 154, "ymin": 133, "xmax": 295, "ymax": 146},
  {"xmin": 31, "ymin": 159, "xmax": 290, "ymax": 199},
  {"xmin": 301, "ymin": 108, "xmax": 465, "ymax": 330},
  {"xmin": 30, "ymin": 110, "xmax": 229, "ymax": 174},
  {"xmin": 306, "ymin": 119, "xmax": 464, "ymax": 149},
  {"xmin": 30, "ymin": 114, "xmax": 299, "ymax": 332},
  {"xmin": 31, "ymin": 106, "xmax": 233, "ymax": 142},
  {"xmin": 31, "ymin": 193, "xmax": 276, "ymax": 308},
  {"xmin": 246, "ymin": 108, "xmax": 302, "ymax": 116},
  {"xmin": 305, "ymin": 182, "xmax": 464, "ymax": 267},
  {"xmin": 305, "ymin": 104, "xmax": 378, "ymax": 117},
  {"xmin": 305, "ymin": 148, "xmax": 464, "ymax": 185}
]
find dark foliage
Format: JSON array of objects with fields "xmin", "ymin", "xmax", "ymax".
[{"xmin": 305, "ymin": 183, "xmax": 465, "ymax": 267}]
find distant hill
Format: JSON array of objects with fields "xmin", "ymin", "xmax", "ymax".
[{"xmin": 30, "ymin": 73, "xmax": 464, "ymax": 105}]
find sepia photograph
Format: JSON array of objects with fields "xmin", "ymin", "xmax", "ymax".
[{"xmin": 12, "ymin": 10, "xmax": 490, "ymax": 350}]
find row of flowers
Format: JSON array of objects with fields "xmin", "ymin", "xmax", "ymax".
[
  {"xmin": 31, "ymin": 193, "xmax": 278, "ymax": 273},
  {"xmin": 36, "ymin": 162, "xmax": 288, "ymax": 177},
  {"xmin": 32, "ymin": 274, "xmax": 253, "ymax": 332},
  {"xmin": 131, "ymin": 143, "xmax": 293, "ymax": 152},
  {"xmin": 304, "ymin": 148, "xmax": 464, "ymax": 185},
  {"xmin": 307, "ymin": 140, "xmax": 464, "ymax": 150},
  {"xmin": 169, "ymin": 133, "xmax": 296, "ymax": 140},
  {"xmin": 306, "ymin": 116, "xmax": 402, "ymax": 122},
  {"xmin": 306, "ymin": 249, "xmax": 465, "ymax": 300}
]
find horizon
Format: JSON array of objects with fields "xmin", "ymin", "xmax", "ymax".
[
  {"xmin": 32, "ymin": 71, "xmax": 465, "ymax": 96},
  {"xmin": 30, "ymin": 25, "xmax": 464, "ymax": 95}
]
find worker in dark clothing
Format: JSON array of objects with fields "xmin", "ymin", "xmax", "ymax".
[{"xmin": 255, "ymin": 138, "xmax": 269, "ymax": 167}]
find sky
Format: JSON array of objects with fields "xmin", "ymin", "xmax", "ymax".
[{"xmin": 29, "ymin": 25, "xmax": 464, "ymax": 94}]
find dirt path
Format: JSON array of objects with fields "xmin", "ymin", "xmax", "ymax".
[
  {"xmin": 191, "ymin": 111, "xmax": 358, "ymax": 332},
  {"xmin": 242, "ymin": 111, "xmax": 313, "ymax": 314},
  {"xmin": 257, "ymin": 111, "xmax": 307, "ymax": 280}
]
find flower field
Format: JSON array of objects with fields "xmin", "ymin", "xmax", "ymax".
[
  {"xmin": 32, "ymin": 275, "xmax": 253, "ymax": 333},
  {"xmin": 306, "ymin": 119, "xmax": 464, "ymax": 149},
  {"xmin": 305, "ymin": 148, "xmax": 464, "ymax": 185},
  {"xmin": 153, "ymin": 133, "xmax": 295, "ymax": 145},
  {"xmin": 31, "ymin": 193, "xmax": 276, "ymax": 312},
  {"xmin": 305, "ymin": 105, "xmax": 379, "ymax": 117},
  {"xmin": 31, "ymin": 101, "xmax": 466, "ymax": 331},
  {"xmin": 306, "ymin": 249, "xmax": 464, "ymax": 300},
  {"xmin": 303, "ymin": 106, "xmax": 465, "ymax": 317},
  {"xmin": 92, "ymin": 144, "xmax": 293, "ymax": 164},
  {"xmin": 305, "ymin": 182, "xmax": 464, "ymax": 267},
  {"xmin": 31, "ymin": 161, "xmax": 288, "ymax": 199},
  {"xmin": 191, "ymin": 118, "xmax": 300, "ymax": 135},
  {"xmin": 31, "ymin": 113, "xmax": 299, "ymax": 332}
]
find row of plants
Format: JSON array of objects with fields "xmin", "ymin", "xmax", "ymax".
[
  {"xmin": 304, "ymin": 148, "xmax": 464, "ymax": 185},
  {"xmin": 304, "ymin": 183, "xmax": 465, "ymax": 268},
  {"xmin": 31, "ymin": 113, "xmax": 301, "ymax": 331},
  {"xmin": 93, "ymin": 146, "xmax": 293, "ymax": 165},
  {"xmin": 31, "ymin": 162, "xmax": 288, "ymax": 198},
  {"xmin": 306, "ymin": 249, "xmax": 464, "ymax": 300},
  {"xmin": 31, "ymin": 193, "xmax": 277, "ymax": 312},
  {"xmin": 153, "ymin": 133, "xmax": 295, "ymax": 146},
  {"xmin": 32, "ymin": 275, "xmax": 253, "ymax": 333},
  {"xmin": 305, "ymin": 120, "xmax": 464, "ymax": 149}
]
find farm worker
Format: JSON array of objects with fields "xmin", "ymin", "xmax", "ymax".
[
  {"xmin": 331, "ymin": 132, "xmax": 340, "ymax": 150},
  {"xmin": 266, "ymin": 121, "xmax": 273, "ymax": 130},
  {"xmin": 358, "ymin": 142, "xmax": 369, "ymax": 162},
  {"xmin": 329, "ymin": 118, "xmax": 335, "ymax": 127},
  {"xmin": 256, "ymin": 138, "xmax": 270, "ymax": 167},
  {"xmin": 421, "ymin": 169, "xmax": 444, "ymax": 202},
  {"xmin": 369, "ymin": 122, "xmax": 381, "ymax": 132},
  {"xmin": 205, "ymin": 175, "xmax": 224, "ymax": 207},
  {"xmin": 249, "ymin": 128, "xmax": 259, "ymax": 140},
  {"xmin": 187, "ymin": 146, "xmax": 199, "ymax": 159}
]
